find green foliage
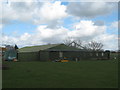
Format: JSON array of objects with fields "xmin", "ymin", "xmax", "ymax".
[{"xmin": 2, "ymin": 60, "xmax": 118, "ymax": 88}]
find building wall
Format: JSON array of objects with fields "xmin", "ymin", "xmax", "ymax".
[
  {"xmin": 49, "ymin": 51, "xmax": 59, "ymax": 61},
  {"xmin": 62, "ymin": 51, "xmax": 79, "ymax": 60},
  {"xmin": 49, "ymin": 51, "xmax": 79, "ymax": 61},
  {"xmin": 39, "ymin": 51, "xmax": 49, "ymax": 61},
  {"xmin": 49, "ymin": 51, "xmax": 110, "ymax": 61},
  {"xmin": 18, "ymin": 52, "xmax": 39, "ymax": 61},
  {"xmin": 18, "ymin": 51, "xmax": 110, "ymax": 61}
]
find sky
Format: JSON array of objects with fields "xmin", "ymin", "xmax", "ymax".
[{"xmin": 0, "ymin": 0, "xmax": 119, "ymax": 50}]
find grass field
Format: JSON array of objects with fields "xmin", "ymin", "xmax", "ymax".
[{"xmin": 2, "ymin": 59, "xmax": 118, "ymax": 88}]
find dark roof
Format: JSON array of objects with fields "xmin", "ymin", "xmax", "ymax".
[
  {"xmin": 18, "ymin": 44, "xmax": 60, "ymax": 52},
  {"xmin": 46, "ymin": 44, "xmax": 81, "ymax": 51},
  {"xmin": 18, "ymin": 44, "xmax": 82, "ymax": 53}
]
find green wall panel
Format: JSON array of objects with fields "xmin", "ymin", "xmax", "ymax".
[
  {"xmin": 39, "ymin": 51, "xmax": 49, "ymax": 61},
  {"xmin": 18, "ymin": 52, "xmax": 39, "ymax": 61}
]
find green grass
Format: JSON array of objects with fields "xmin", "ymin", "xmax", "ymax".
[{"xmin": 2, "ymin": 59, "xmax": 118, "ymax": 88}]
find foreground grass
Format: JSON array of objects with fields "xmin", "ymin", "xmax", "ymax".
[{"xmin": 2, "ymin": 59, "xmax": 118, "ymax": 88}]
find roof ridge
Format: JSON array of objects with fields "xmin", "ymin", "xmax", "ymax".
[
  {"xmin": 42, "ymin": 44, "xmax": 61, "ymax": 50},
  {"xmin": 18, "ymin": 43, "xmax": 64, "ymax": 52},
  {"xmin": 20, "ymin": 43, "xmax": 62, "ymax": 49}
]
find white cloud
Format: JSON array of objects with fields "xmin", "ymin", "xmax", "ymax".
[
  {"xmin": 68, "ymin": 20, "xmax": 106, "ymax": 39},
  {"xmin": 66, "ymin": 2, "xmax": 117, "ymax": 18},
  {"xmin": 35, "ymin": 25, "xmax": 68, "ymax": 43},
  {"xmin": 107, "ymin": 21, "xmax": 118, "ymax": 34},
  {"xmin": 0, "ymin": 2, "xmax": 2, "ymax": 22},
  {"xmin": 1, "ymin": 1, "xmax": 118, "ymax": 50},
  {"xmin": 2, "ymin": 25, "xmax": 68, "ymax": 47},
  {"xmin": 39, "ymin": 1, "xmax": 67, "ymax": 21},
  {"xmin": 2, "ymin": 2, "xmax": 43, "ymax": 24},
  {"xmin": 94, "ymin": 34, "xmax": 118, "ymax": 50},
  {"xmin": 110, "ymin": 21, "xmax": 118, "ymax": 29},
  {"xmin": 2, "ymin": 20, "xmax": 118, "ymax": 50},
  {"xmin": 20, "ymin": 33, "xmax": 31, "ymax": 41},
  {"xmin": 5, "ymin": 0, "xmax": 54, "ymax": 2},
  {"xmin": 0, "ymin": 24, "xmax": 2, "ymax": 45},
  {"xmin": 4, "ymin": 0, "xmax": 120, "ymax": 2},
  {"xmin": 0, "ymin": 24, "xmax": 2, "ymax": 30},
  {"xmin": 2, "ymin": 1, "xmax": 67, "ymax": 29},
  {"xmin": 94, "ymin": 20, "xmax": 105, "ymax": 26},
  {"xmin": 77, "ymin": 0, "xmax": 119, "ymax": 2}
]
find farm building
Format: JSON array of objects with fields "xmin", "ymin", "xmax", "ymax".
[{"xmin": 17, "ymin": 44, "xmax": 110, "ymax": 61}]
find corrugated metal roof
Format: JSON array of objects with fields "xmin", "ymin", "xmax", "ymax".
[
  {"xmin": 18, "ymin": 44, "xmax": 60, "ymax": 52},
  {"xmin": 18, "ymin": 44, "xmax": 83, "ymax": 53},
  {"xmin": 46, "ymin": 44, "xmax": 81, "ymax": 51}
]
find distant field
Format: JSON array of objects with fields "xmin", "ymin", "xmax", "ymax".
[{"xmin": 2, "ymin": 59, "xmax": 118, "ymax": 88}]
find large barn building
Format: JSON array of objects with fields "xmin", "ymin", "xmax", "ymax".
[{"xmin": 17, "ymin": 44, "xmax": 110, "ymax": 61}]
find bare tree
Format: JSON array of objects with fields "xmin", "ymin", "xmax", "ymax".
[
  {"xmin": 63, "ymin": 37, "xmax": 74, "ymax": 46},
  {"xmin": 63, "ymin": 37, "xmax": 84, "ymax": 49},
  {"xmin": 85, "ymin": 41, "xmax": 103, "ymax": 51},
  {"xmin": 63, "ymin": 37, "xmax": 104, "ymax": 51}
]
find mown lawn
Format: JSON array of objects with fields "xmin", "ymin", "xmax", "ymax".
[{"xmin": 2, "ymin": 59, "xmax": 118, "ymax": 88}]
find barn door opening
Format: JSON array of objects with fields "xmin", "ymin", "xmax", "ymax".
[{"xmin": 59, "ymin": 51, "xmax": 63, "ymax": 59}]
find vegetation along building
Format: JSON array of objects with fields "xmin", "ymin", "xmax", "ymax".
[{"xmin": 17, "ymin": 44, "xmax": 110, "ymax": 61}]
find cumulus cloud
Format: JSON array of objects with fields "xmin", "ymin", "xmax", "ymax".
[
  {"xmin": 39, "ymin": 1, "xmax": 67, "ymax": 21},
  {"xmin": 110, "ymin": 21, "xmax": 118, "ymax": 29},
  {"xmin": 2, "ymin": 25, "xmax": 68, "ymax": 47},
  {"xmin": 1, "ymin": 1, "xmax": 118, "ymax": 50},
  {"xmin": 6, "ymin": 0, "xmax": 54, "ymax": 2},
  {"xmin": 0, "ymin": 24, "xmax": 2, "ymax": 30},
  {"xmin": 2, "ymin": 1, "xmax": 67, "ymax": 29},
  {"xmin": 94, "ymin": 34, "xmax": 118, "ymax": 50},
  {"xmin": 2, "ymin": 20, "xmax": 118, "ymax": 50},
  {"xmin": 68, "ymin": 20, "xmax": 106, "ymax": 39},
  {"xmin": 107, "ymin": 21, "xmax": 118, "ymax": 34},
  {"xmin": 94, "ymin": 20, "xmax": 105, "ymax": 26},
  {"xmin": 33, "ymin": 1, "xmax": 67, "ymax": 28},
  {"xmin": 78, "ymin": 0, "xmax": 119, "ymax": 2},
  {"xmin": 2, "ymin": 1, "xmax": 43, "ymax": 24},
  {"xmin": 35, "ymin": 25, "xmax": 68, "ymax": 43},
  {"xmin": 66, "ymin": 2, "xmax": 116, "ymax": 18}
]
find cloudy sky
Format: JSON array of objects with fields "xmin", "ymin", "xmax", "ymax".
[{"xmin": 1, "ymin": 0, "xmax": 119, "ymax": 50}]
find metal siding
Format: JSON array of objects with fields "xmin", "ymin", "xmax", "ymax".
[
  {"xmin": 50, "ymin": 51, "xmax": 82, "ymax": 61},
  {"xmin": 18, "ymin": 52, "xmax": 39, "ymax": 61},
  {"xmin": 49, "ymin": 51, "xmax": 59, "ymax": 61},
  {"xmin": 18, "ymin": 47, "xmax": 110, "ymax": 61},
  {"xmin": 39, "ymin": 51, "xmax": 49, "ymax": 61},
  {"xmin": 104, "ymin": 52, "xmax": 109, "ymax": 59},
  {"xmin": 63, "ymin": 51, "xmax": 74, "ymax": 60}
]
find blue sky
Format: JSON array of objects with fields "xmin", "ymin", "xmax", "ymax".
[
  {"xmin": 1, "ymin": 1, "xmax": 119, "ymax": 50},
  {"xmin": 3, "ymin": 4, "xmax": 118, "ymax": 35},
  {"xmin": 3, "ymin": 21, "xmax": 37, "ymax": 35}
]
